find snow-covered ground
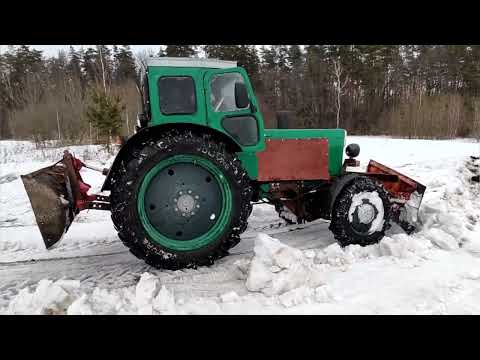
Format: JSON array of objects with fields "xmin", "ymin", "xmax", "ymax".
[{"xmin": 0, "ymin": 137, "xmax": 479, "ymax": 315}]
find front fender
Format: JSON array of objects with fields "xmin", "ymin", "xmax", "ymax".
[
  {"xmin": 101, "ymin": 127, "xmax": 152, "ymax": 191},
  {"xmin": 101, "ymin": 124, "xmax": 245, "ymax": 192}
]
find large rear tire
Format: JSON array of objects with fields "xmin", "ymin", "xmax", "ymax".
[
  {"xmin": 329, "ymin": 176, "xmax": 391, "ymax": 247},
  {"xmin": 109, "ymin": 129, "xmax": 253, "ymax": 270}
]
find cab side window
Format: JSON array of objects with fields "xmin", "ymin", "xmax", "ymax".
[{"xmin": 158, "ymin": 76, "xmax": 196, "ymax": 115}]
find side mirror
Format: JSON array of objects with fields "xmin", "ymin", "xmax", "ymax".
[{"xmin": 234, "ymin": 82, "xmax": 250, "ymax": 109}]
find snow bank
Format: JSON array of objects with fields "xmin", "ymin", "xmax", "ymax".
[
  {"xmin": 7, "ymin": 279, "xmax": 80, "ymax": 315},
  {"xmin": 3, "ymin": 273, "xmax": 178, "ymax": 315},
  {"xmin": 0, "ymin": 140, "xmax": 115, "ymax": 165},
  {"xmin": 245, "ymin": 233, "xmax": 326, "ymax": 296},
  {"xmin": 314, "ymin": 233, "xmax": 434, "ymax": 267}
]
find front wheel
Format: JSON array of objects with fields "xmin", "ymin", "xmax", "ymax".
[
  {"xmin": 329, "ymin": 176, "xmax": 391, "ymax": 247},
  {"xmin": 109, "ymin": 129, "xmax": 253, "ymax": 270}
]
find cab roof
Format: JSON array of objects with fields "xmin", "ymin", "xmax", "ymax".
[{"xmin": 146, "ymin": 57, "xmax": 237, "ymax": 69}]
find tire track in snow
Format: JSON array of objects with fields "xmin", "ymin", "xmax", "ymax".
[{"xmin": 0, "ymin": 221, "xmax": 335, "ymax": 306}]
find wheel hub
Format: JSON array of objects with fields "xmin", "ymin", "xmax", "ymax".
[
  {"xmin": 356, "ymin": 202, "xmax": 375, "ymax": 224},
  {"xmin": 142, "ymin": 161, "xmax": 224, "ymax": 241},
  {"xmin": 176, "ymin": 193, "xmax": 197, "ymax": 215},
  {"xmin": 349, "ymin": 198, "xmax": 380, "ymax": 235}
]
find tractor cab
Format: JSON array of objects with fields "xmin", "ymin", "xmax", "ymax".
[{"xmin": 137, "ymin": 57, "xmax": 264, "ymax": 152}]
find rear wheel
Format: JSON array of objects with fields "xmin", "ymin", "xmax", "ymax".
[
  {"xmin": 329, "ymin": 176, "xmax": 391, "ymax": 247},
  {"xmin": 110, "ymin": 129, "xmax": 252, "ymax": 270}
]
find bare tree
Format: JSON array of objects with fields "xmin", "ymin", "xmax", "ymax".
[
  {"xmin": 332, "ymin": 59, "xmax": 349, "ymax": 128},
  {"xmin": 474, "ymin": 98, "xmax": 480, "ymax": 145},
  {"xmin": 97, "ymin": 46, "xmax": 108, "ymax": 94}
]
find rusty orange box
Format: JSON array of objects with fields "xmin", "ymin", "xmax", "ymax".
[{"xmin": 257, "ymin": 138, "xmax": 330, "ymax": 182}]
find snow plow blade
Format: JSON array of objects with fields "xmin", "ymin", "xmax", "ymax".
[
  {"xmin": 21, "ymin": 159, "xmax": 76, "ymax": 249},
  {"xmin": 367, "ymin": 160, "xmax": 426, "ymax": 234}
]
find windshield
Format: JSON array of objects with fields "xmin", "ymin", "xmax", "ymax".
[{"xmin": 210, "ymin": 72, "xmax": 248, "ymax": 112}]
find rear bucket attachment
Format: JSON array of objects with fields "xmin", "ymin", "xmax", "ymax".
[
  {"xmin": 21, "ymin": 151, "xmax": 110, "ymax": 249},
  {"xmin": 21, "ymin": 157, "xmax": 76, "ymax": 249},
  {"xmin": 366, "ymin": 160, "xmax": 426, "ymax": 234}
]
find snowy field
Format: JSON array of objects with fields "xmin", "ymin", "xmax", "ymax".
[{"xmin": 0, "ymin": 137, "xmax": 479, "ymax": 315}]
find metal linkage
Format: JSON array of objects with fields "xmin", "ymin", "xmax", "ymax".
[{"xmin": 87, "ymin": 201, "xmax": 111, "ymax": 211}]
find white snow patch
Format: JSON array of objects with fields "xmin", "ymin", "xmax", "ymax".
[
  {"xmin": 279, "ymin": 286, "xmax": 315, "ymax": 308},
  {"xmin": 220, "ymin": 291, "xmax": 241, "ymax": 303},
  {"xmin": 67, "ymin": 295, "xmax": 95, "ymax": 315},
  {"xmin": 152, "ymin": 286, "xmax": 176, "ymax": 314},
  {"xmin": 135, "ymin": 272, "xmax": 161, "ymax": 314},
  {"xmin": 425, "ymin": 228, "xmax": 459, "ymax": 251},
  {"xmin": 8, "ymin": 279, "xmax": 80, "ymax": 315},
  {"xmin": 246, "ymin": 233, "xmax": 325, "ymax": 296}
]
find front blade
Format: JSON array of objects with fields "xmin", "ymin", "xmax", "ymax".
[
  {"xmin": 367, "ymin": 160, "xmax": 426, "ymax": 234},
  {"xmin": 21, "ymin": 162, "xmax": 76, "ymax": 249}
]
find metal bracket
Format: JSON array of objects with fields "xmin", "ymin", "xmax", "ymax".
[
  {"xmin": 87, "ymin": 202, "xmax": 111, "ymax": 211},
  {"xmin": 95, "ymin": 195, "xmax": 110, "ymax": 202}
]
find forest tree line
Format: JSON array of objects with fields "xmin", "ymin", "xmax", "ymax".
[{"xmin": 1, "ymin": 44, "xmax": 480, "ymax": 144}]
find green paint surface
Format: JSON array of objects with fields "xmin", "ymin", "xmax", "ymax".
[{"xmin": 137, "ymin": 155, "xmax": 233, "ymax": 251}]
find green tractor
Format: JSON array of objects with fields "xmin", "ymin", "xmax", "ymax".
[{"xmin": 21, "ymin": 57, "xmax": 426, "ymax": 270}]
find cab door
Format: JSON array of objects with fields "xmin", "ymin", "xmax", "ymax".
[{"xmin": 203, "ymin": 68, "xmax": 265, "ymax": 153}]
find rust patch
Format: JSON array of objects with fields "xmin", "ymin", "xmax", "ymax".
[
  {"xmin": 366, "ymin": 160, "xmax": 426, "ymax": 200},
  {"xmin": 257, "ymin": 138, "xmax": 330, "ymax": 182}
]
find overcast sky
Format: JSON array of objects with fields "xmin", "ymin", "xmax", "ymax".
[
  {"xmin": 1, "ymin": 45, "xmax": 269, "ymax": 58},
  {"xmin": 0, "ymin": 45, "xmax": 276, "ymax": 57},
  {"xmin": 1, "ymin": 45, "xmax": 164, "ymax": 57}
]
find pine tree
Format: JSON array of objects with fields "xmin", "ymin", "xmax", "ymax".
[
  {"xmin": 288, "ymin": 45, "xmax": 304, "ymax": 70},
  {"xmin": 46, "ymin": 50, "xmax": 68, "ymax": 99},
  {"xmin": 113, "ymin": 45, "xmax": 137, "ymax": 84},
  {"xmin": 203, "ymin": 45, "xmax": 260, "ymax": 85},
  {"xmin": 273, "ymin": 45, "xmax": 289, "ymax": 72},
  {"xmin": 82, "ymin": 47, "xmax": 99, "ymax": 84},
  {"xmin": 86, "ymin": 87, "xmax": 125, "ymax": 150},
  {"xmin": 459, "ymin": 46, "xmax": 480, "ymax": 97},
  {"xmin": 237, "ymin": 45, "xmax": 260, "ymax": 85},
  {"xmin": 164, "ymin": 45, "xmax": 197, "ymax": 57},
  {"xmin": 3, "ymin": 45, "xmax": 44, "ymax": 109},
  {"xmin": 66, "ymin": 46, "xmax": 83, "ymax": 81},
  {"xmin": 0, "ymin": 52, "xmax": 10, "ymax": 138},
  {"xmin": 260, "ymin": 46, "xmax": 277, "ymax": 70}
]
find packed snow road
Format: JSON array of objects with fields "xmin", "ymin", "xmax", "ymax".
[{"xmin": 0, "ymin": 137, "xmax": 479, "ymax": 314}]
